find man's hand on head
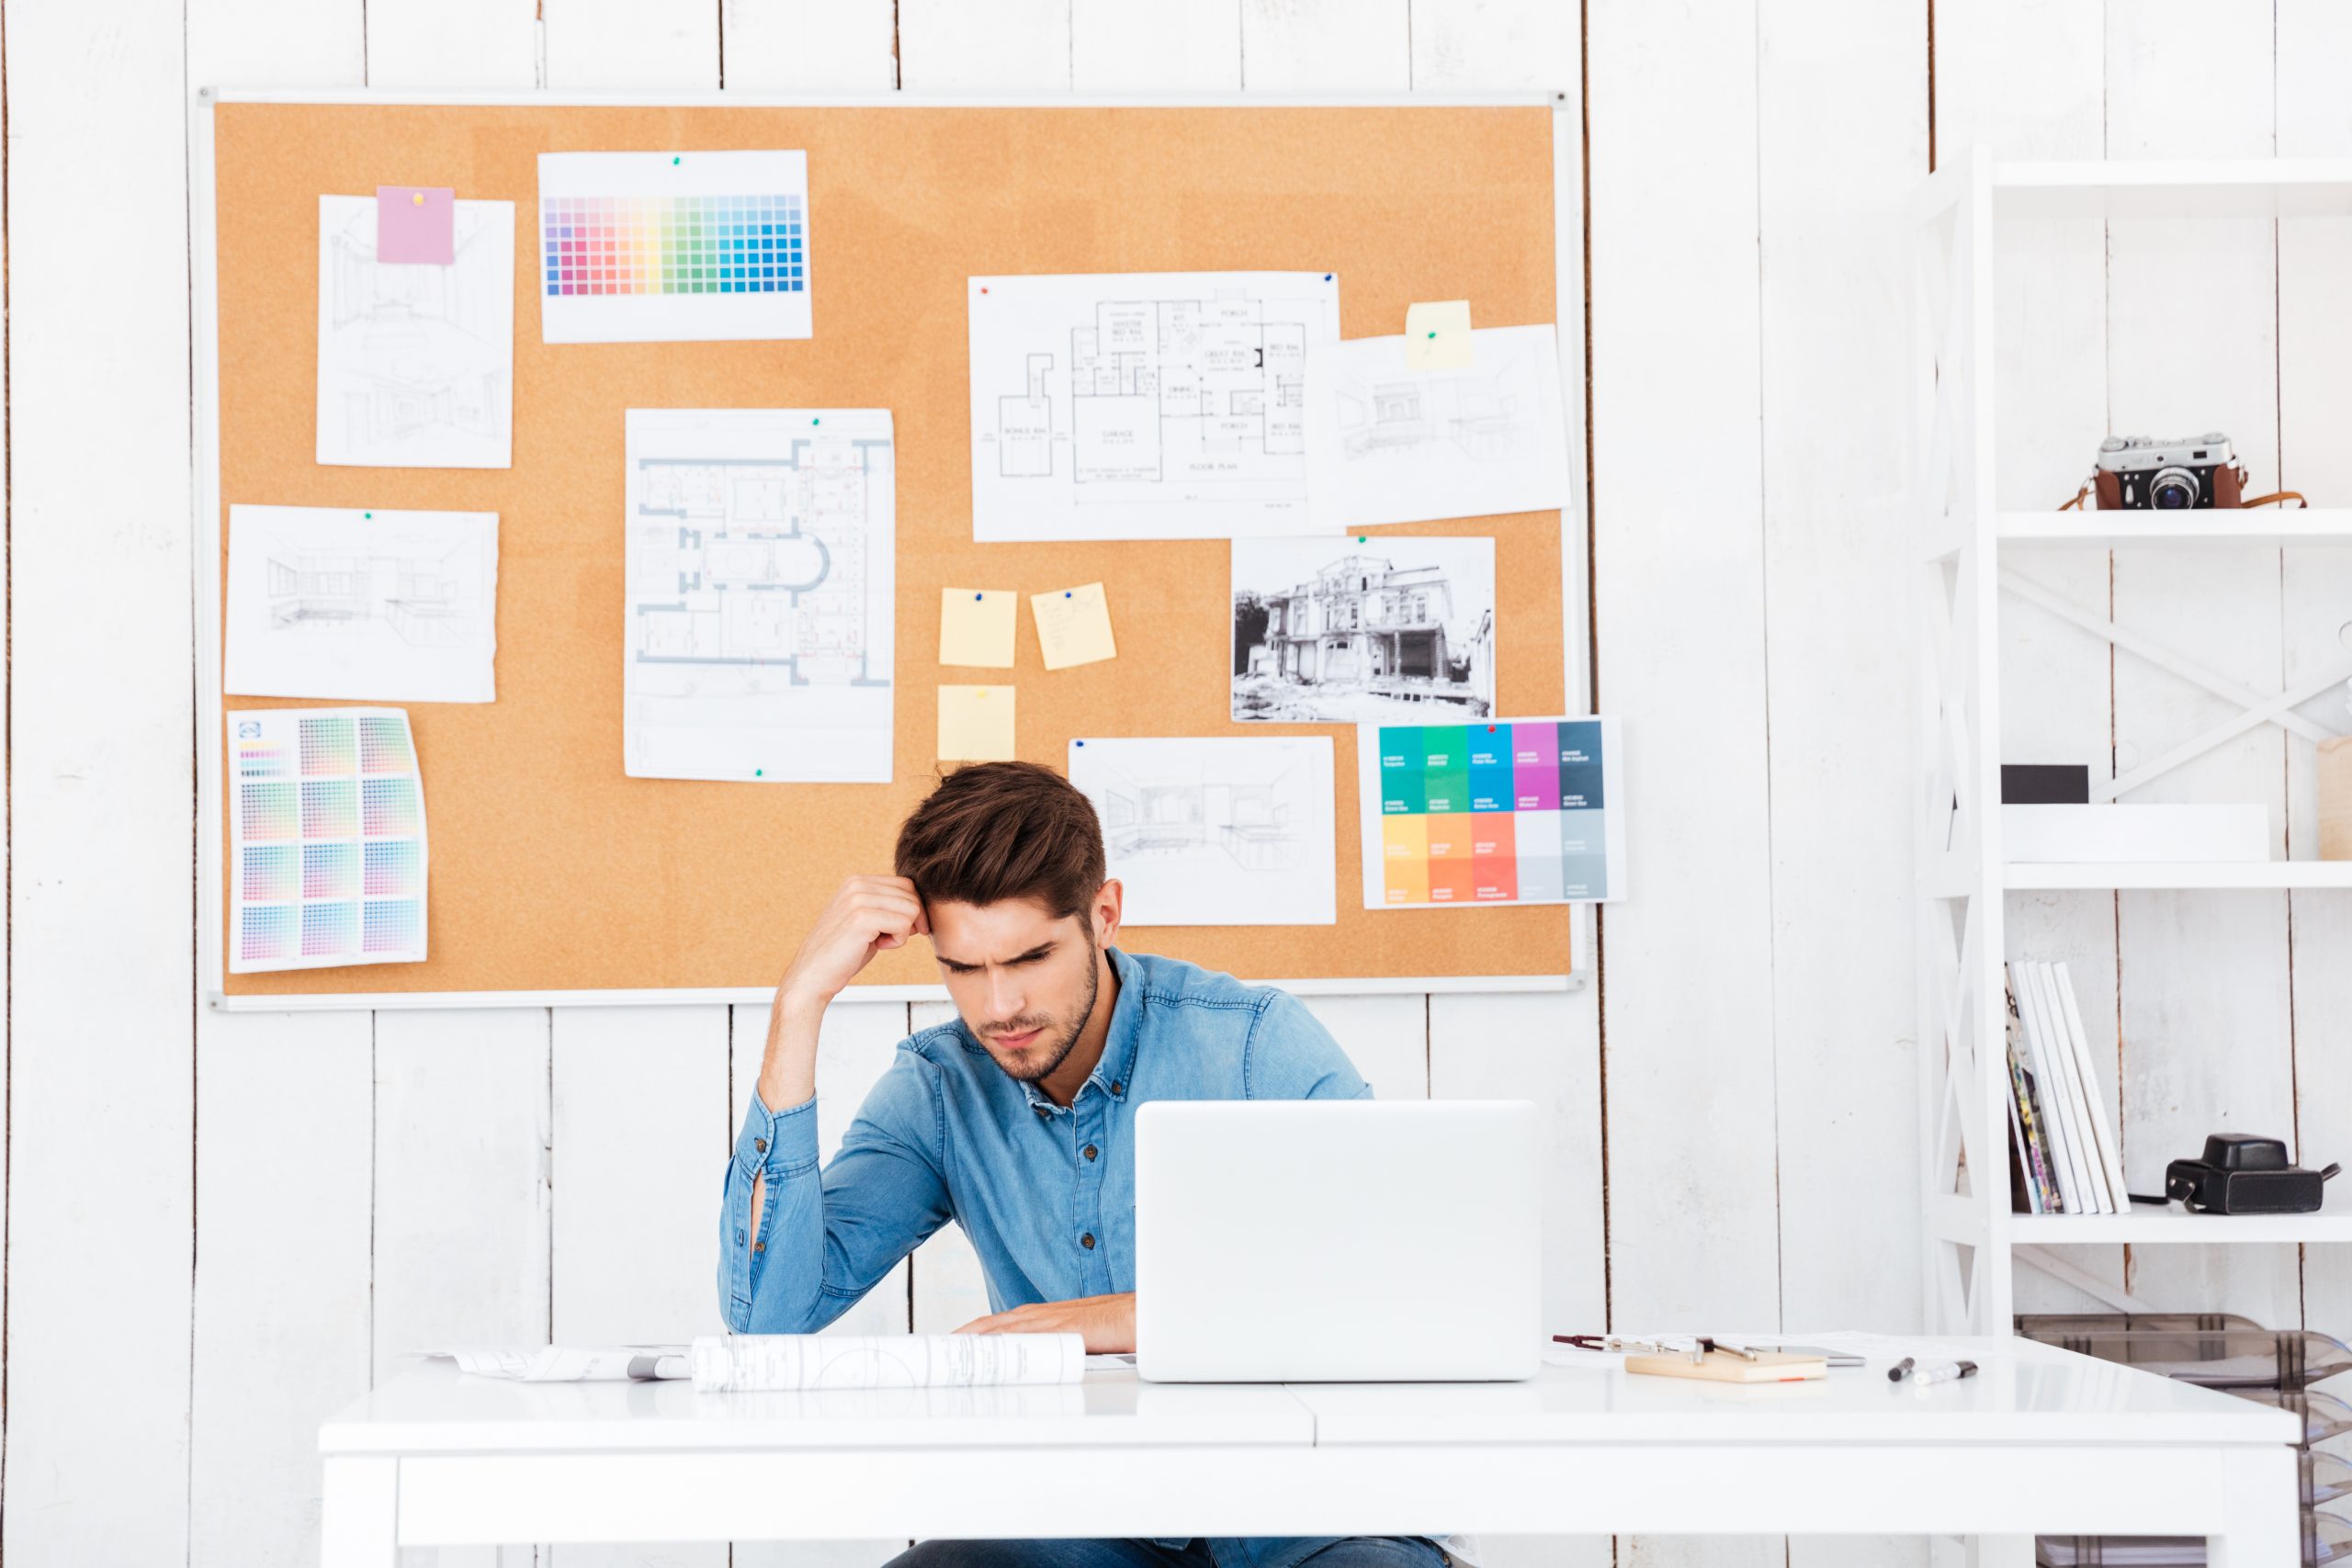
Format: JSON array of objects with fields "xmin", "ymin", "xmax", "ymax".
[
  {"xmin": 956, "ymin": 1292, "xmax": 1136, "ymax": 1354},
  {"xmin": 758, "ymin": 874, "xmax": 929, "ymax": 1120},
  {"xmin": 779, "ymin": 874, "xmax": 930, "ymax": 1012}
]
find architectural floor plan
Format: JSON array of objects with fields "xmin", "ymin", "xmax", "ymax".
[
  {"xmin": 623, "ymin": 409, "xmax": 895, "ymax": 783},
  {"xmin": 968, "ymin": 272, "xmax": 1341, "ymax": 540}
]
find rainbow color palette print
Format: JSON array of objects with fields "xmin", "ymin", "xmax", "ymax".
[
  {"xmin": 537, "ymin": 151, "xmax": 810, "ymax": 344},
  {"xmin": 229, "ymin": 706, "xmax": 428, "ymax": 972},
  {"xmin": 1354, "ymin": 716, "xmax": 1625, "ymax": 908}
]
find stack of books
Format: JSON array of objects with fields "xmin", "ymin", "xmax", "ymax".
[{"xmin": 2002, "ymin": 960, "xmax": 2129, "ymax": 1216}]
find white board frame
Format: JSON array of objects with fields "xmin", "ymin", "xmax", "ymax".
[{"xmin": 191, "ymin": 85, "xmax": 1591, "ymax": 1010}]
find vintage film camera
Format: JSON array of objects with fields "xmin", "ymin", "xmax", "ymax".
[
  {"xmin": 2165, "ymin": 1134, "xmax": 2342, "ymax": 1215},
  {"xmin": 2093, "ymin": 433, "xmax": 2245, "ymax": 510}
]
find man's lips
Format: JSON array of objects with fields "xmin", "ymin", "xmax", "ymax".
[{"xmin": 989, "ymin": 1028, "xmax": 1043, "ymax": 1050}]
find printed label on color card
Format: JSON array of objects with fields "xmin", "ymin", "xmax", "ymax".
[{"xmin": 1355, "ymin": 716, "xmax": 1626, "ymax": 908}]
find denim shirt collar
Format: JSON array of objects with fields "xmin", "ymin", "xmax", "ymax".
[{"xmin": 1013, "ymin": 944, "xmax": 1142, "ymax": 1116}]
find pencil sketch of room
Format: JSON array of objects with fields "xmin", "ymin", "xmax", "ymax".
[
  {"xmin": 1336, "ymin": 351, "xmax": 1536, "ymax": 462},
  {"xmin": 323, "ymin": 203, "xmax": 508, "ymax": 454},
  {"xmin": 1235, "ymin": 552, "xmax": 1493, "ymax": 721},
  {"xmin": 630, "ymin": 434, "xmax": 891, "ymax": 690},
  {"xmin": 1091, "ymin": 752, "xmax": 1306, "ymax": 873},
  {"xmin": 265, "ymin": 541, "xmax": 478, "ymax": 648}
]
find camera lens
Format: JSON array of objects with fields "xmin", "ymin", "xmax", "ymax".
[{"xmin": 2150, "ymin": 467, "xmax": 2199, "ymax": 509}]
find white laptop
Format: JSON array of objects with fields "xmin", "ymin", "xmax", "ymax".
[{"xmin": 1134, "ymin": 1100, "xmax": 1542, "ymax": 1382}]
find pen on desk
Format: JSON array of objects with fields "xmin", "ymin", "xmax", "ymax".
[
  {"xmin": 1886, "ymin": 1357, "xmax": 1916, "ymax": 1382},
  {"xmin": 1913, "ymin": 1359, "xmax": 1977, "ymax": 1386}
]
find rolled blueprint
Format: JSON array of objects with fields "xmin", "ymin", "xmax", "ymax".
[{"xmin": 690, "ymin": 1332, "xmax": 1085, "ymax": 1393}]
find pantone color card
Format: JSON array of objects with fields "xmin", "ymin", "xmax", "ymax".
[
  {"xmin": 228, "ymin": 707, "xmax": 428, "ymax": 973},
  {"xmin": 537, "ymin": 151, "xmax": 810, "ymax": 343},
  {"xmin": 1355, "ymin": 716, "xmax": 1625, "ymax": 908}
]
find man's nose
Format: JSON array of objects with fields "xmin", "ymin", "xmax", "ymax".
[{"xmin": 986, "ymin": 967, "xmax": 1023, "ymax": 1021}]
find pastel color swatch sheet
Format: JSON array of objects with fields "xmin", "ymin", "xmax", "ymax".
[
  {"xmin": 538, "ymin": 150, "xmax": 811, "ymax": 343},
  {"xmin": 938, "ymin": 685, "xmax": 1016, "ymax": 761},
  {"xmin": 1356, "ymin": 716, "xmax": 1624, "ymax": 908},
  {"xmin": 1031, "ymin": 582, "xmax": 1118, "ymax": 670},
  {"xmin": 229, "ymin": 706, "xmax": 429, "ymax": 973},
  {"xmin": 939, "ymin": 589, "xmax": 1018, "ymax": 668}
]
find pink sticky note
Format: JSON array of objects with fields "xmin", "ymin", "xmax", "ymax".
[{"xmin": 376, "ymin": 186, "xmax": 456, "ymax": 265}]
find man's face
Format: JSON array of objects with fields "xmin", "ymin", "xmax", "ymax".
[{"xmin": 925, "ymin": 887, "xmax": 1118, "ymax": 1084}]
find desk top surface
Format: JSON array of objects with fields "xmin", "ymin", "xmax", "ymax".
[{"xmin": 321, "ymin": 1337, "xmax": 2299, "ymax": 1455}]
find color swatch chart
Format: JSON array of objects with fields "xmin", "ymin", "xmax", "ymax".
[
  {"xmin": 537, "ymin": 150, "xmax": 812, "ymax": 344},
  {"xmin": 229, "ymin": 706, "xmax": 429, "ymax": 973},
  {"xmin": 1356, "ymin": 716, "xmax": 1625, "ymax": 908},
  {"xmin": 541, "ymin": 195, "xmax": 803, "ymax": 297}
]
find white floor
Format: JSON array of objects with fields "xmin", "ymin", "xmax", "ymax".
[{"xmin": 5, "ymin": 3, "xmax": 2349, "ymax": 1566}]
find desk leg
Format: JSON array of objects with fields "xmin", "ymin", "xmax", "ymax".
[
  {"xmin": 1965, "ymin": 1534, "xmax": 2032, "ymax": 1568},
  {"xmin": 2210, "ymin": 1446, "xmax": 2301, "ymax": 1568},
  {"xmin": 322, "ymin": 1455, "xmax": 399, "ymax": 1568}
]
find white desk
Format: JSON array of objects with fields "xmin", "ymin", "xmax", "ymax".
[{"xmin": 320, "ymin": 1337, "xmax": 2301, "ymax": 1565}]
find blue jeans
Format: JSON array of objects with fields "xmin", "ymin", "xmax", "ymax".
[{"xmin": 885, "ymin": 1538, "xmax": 1451, "ymax": 1568}]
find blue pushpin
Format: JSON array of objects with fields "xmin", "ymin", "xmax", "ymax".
[
  {"xmin": 974, "ymin": 592, "xmax": 983, "ymax": 601},
  {"xmin": 1064, "ymin": 591, "xmax": 1073, "ymax": 598},
  {"xmin": 1076, "ymin": 739, "xmax": 1086, "ymax": 747}
]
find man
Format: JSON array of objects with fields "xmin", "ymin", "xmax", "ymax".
[{"xmin": 718, "ymin": 761, "xmax": 1453, "ymax": 1568}]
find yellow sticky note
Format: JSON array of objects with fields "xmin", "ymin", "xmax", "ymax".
[
  {"xmin": 1404, "ymin": 299, "xmax": 1475, "ymax": 371},
  {"xmin": 1031, "ymin": 582, "xmax": 1118, "ymax": 671},
  {"xmin": 938, "ymin": 684, "xmax": 1016, "ymax": 761},
  {"xmin": 940, "ymin": 588, "xmax": 1017, "ymax": 668}
]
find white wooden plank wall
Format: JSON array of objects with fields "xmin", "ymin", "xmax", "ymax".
[{"xmin": 6, "ymin": 3, "xmax": 2340, "ymax": 1566}]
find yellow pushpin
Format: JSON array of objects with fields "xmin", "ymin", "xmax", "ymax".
[{"xmin": 412, "ymin": 191, "xmax": 426, "ymax": 206}]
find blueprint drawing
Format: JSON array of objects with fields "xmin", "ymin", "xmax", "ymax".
[
  {"xmin": 315, "ymin": 195, "xmax": 515, "ymax": 469},
  {"xmin": 225, "ymin": 505, "xmax": 499, "ymax": 704},
  {"xmin": 967, "ymin": 272, "xmax": 1342, "ymax": 541},
  {"xmin": 623, "ymin": 409, "xmax": 895, "ymax": 783}
]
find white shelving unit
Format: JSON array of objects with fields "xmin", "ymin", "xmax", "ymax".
[{"xmin": 1908, "ymin": 150, "xmax": 2352, "ymax": 1334}]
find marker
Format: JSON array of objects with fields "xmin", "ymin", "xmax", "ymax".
[{"xmin": 1913, "ymin": 1359, "xmax": 1977, "ymax": 1386}]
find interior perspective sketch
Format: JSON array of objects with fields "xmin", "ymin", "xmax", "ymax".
[
  {"xmin": 265, "ymin": 539, "xmax": 481, "ymax": 648},
  {"xmin": 318, "ymin": 196, "xmax": 512, "ymax": 467},
  {"xmin": 1091, "ymin": 750, "xmax": 1307, "ymax": 873}
]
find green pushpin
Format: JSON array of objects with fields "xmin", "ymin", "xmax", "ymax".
[
  {"xmin": 673, "ymin": 155, "xmax": 682, "ymax": 165},
  {"xmin": 754, "ymin": 768, "xmax": 763, "ymax": 777}
]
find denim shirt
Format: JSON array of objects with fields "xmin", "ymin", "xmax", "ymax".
[{"xmin": 718, "ymin": 946, "xmax": 1374, "ymax": 1568}]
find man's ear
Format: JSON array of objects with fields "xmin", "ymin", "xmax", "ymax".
[{"xmin": 1091, "ymin": 879, "xmax": 1123, "ymax": 950}]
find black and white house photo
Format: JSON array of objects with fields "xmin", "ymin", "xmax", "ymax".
[{"xmin": 1231, "ymin": 535, "xmax": 1495, "ymax": 723}]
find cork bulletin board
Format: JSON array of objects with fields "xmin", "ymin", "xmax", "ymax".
[{"xmin": 195, "ymin": 93, "xmax": 1583, "ymax": 1004}]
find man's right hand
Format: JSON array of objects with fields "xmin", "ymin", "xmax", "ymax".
[{"xmin": 759, "ymin": 876, "xmax": 927, "ymax": 1112}]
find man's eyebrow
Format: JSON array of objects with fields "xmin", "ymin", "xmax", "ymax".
[{"xmin": 936, "ymin": 940, "xmax": 1058, "ymax": 970}]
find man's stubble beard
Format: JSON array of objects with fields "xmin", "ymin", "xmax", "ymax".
[{"xmin": 990, "ymin": 921, "xmax": 1100, "ymax": 1085}]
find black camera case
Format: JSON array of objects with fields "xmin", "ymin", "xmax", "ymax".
[{"xmin": 2165, "ymin": 1134, "xmax": 2340, "ymax": 1215}]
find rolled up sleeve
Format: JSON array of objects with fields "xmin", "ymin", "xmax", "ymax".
[{"xmin": 716, "ymin": 1052, "xmax": 953, "ymax": 1334}]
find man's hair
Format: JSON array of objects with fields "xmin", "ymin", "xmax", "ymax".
[{"xmin": 895, "ymin": 761, "xmax": 1108, "ymax": 922}]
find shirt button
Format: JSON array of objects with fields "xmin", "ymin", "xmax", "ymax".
[
  {"xmin": 1083, "ymin": 1144, "xmax": 1099, "ymax": 1161},
  {"xmin": 1034, "ymin": 1103, "xmax": 1050, "ymax": 1117},
  {"xmin": 1080, "ymin": 1232, "xmax": 1096, "ymax": 1250},
  {"xmin": 1111, "ymin": 1080, "xmax": 1124, "ymax": 1095},
  {"xmin": 754, "ymin": 1137, "xmax": 767, "ymax": 1153},
  {"xmin": 753, "ymin": 1240, "xmax": 764, "ymax": 1254}
]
